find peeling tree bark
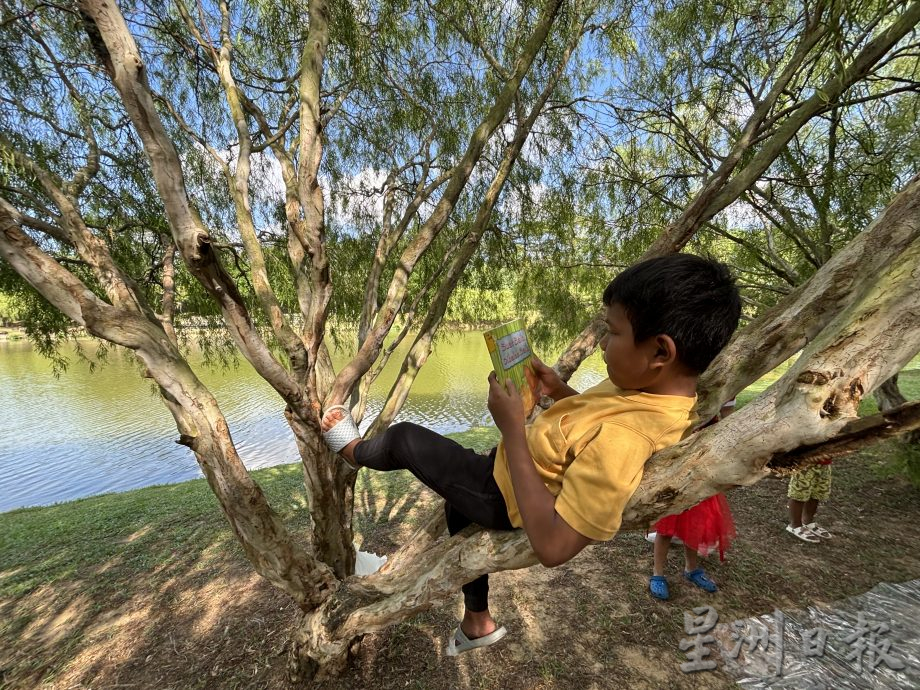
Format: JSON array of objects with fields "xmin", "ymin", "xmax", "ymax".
[
  {"xmin": 287, "ymin": 410, "xmax": 359, "ymax": 579},
  {"xmin": 288, "ymin": 526, "xmax": 540, "ymax": 681}
]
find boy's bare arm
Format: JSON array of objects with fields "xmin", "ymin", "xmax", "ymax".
[
  {"xmin": 502, "ymin": 429, "xmax": 593, "ymax": 566},
  {"xmin": 488, "ymin": 374, "xmax": 592, "ymax": 567}
]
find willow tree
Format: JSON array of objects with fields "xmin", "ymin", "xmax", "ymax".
[{"xmin": 1, "ymin": 0, "xmax": 920, "ymax": 682}]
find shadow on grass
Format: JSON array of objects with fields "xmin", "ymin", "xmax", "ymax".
[
  {"xmin": 2, "ymin": 422, "xmax": 918, "ymax": 689},
  {"xmin": 356, "ymin": 468, "xmax": 424, "ymax": 546},
  {"xmin": 0, "ymin": 443, "xmax": 495, "ymax": 689},
  {"xmin": 354, "ymin": 426, "xmax": 502, "ymax": 553},
  {"xmin": 0, "ymin": 463, "xmax": 317, "ymax": 688}
]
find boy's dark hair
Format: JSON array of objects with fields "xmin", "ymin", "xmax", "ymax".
[{"xmin": 603, "ymin": 253, "xmax": 741, "ymax": 373}]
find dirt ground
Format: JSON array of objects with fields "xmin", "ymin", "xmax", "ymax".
[{"xmin": 2, "ymin": 444, "xmax": 919, "ymax": 690}]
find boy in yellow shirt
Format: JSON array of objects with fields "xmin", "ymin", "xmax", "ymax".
[{"xmin": 322, "ymin": 253, "xmax": 741, "ymax": 655}]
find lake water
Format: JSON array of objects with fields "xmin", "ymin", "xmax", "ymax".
[{"xmin": 0, "ymin": 333, "xmax": 607, "ymax": 512}]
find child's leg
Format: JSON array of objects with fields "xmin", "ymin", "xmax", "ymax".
[
  {"xmin": 802, "ymin": 498, "xmax": 820, "ymax": 524},
  {"xmin": 804, "ymin": 465, "xmax": 832, "ymax": 523},
  {"xmin": 352, "ymin": 422, "xmax": 512, "ymax": 529},
  {"xmin": 787, "ymin": 467, "xmax": 814, "ymax": 528},
  {"xmin": 682, "ymin": 544, "xmax": 718, "ymax": 592},
  {"xmin": 354, "ymin": 422, "xmax": 513, "ymax": 637},
  {"xmin": 803, "ymin": 465, "xmax": 833, "ymax": 537},
  {"xmin": 650, "ymin": 533, "xmax": 672, "ymax": 599},
  {"xmin": 446, "ymin": 504, "xmax": 501, "ymax": 638},
  {"xmin": 652, "ymin": 534, "xmax": 671, "ymax": 576},
  {"xmin": 786, "ymin": 468, "xmax": 824, "ymax": 541},
  {"xmin": 788, "ymin": 498, "xmax": 805, "ymax": 528}
]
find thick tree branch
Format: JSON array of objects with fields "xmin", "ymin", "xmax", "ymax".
[
  {"xmin": 697, "ymin": 173, "xmax": 920, "ymax": 421},
  {"xmin": 294, "ymin": 0, "xmax": 333, "ymax": 367},
  {"xmin": 211, "ymin": 0, "xmax": 309, "ymax": 379},
  {"xmin": 770, "ymin": 400, "xmax": 920, "ymax": 469},
  {"xmin": 78, "ymin": 0, "xmax": 312, "ymax": 422}
]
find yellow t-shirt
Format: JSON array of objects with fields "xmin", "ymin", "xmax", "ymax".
[{"xmin": 493, "ymin": 379, "xmax": 697, "ymax": 541}]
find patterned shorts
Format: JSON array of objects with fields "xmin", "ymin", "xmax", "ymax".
[{"xmin": 787, "ymin": 464, "xmax": 832, "ymax": 502}]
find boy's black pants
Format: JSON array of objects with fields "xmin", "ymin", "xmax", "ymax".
[{"xmin": 353, "ymin": 422, "xmax": 514, "ymax": 612}]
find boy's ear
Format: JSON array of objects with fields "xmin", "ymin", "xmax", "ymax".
[{"xmin": 651, "ymin": 334, "xmax": 678, "ymax": 368}]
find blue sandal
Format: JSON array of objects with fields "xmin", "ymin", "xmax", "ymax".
[
  {"xmin": 684, "ymin": 568, "xmax": 718, "ymax": 593},
  {"xmin": 649, "ymin": 575, "xmax": 670, "ymax": 600}
]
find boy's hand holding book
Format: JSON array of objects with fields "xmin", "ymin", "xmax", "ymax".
[
  {"xmin": 528, "ymin": 356, "xmax": 577, "ymax": 401},
  {"xmin": 483, "ymin": 320, "xmax": 580, "ymax": 429},
  {"xmin": 487, "ymin": 371, "xmax": 527, "ymax": 433}
]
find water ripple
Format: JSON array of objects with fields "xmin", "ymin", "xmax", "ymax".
[{"xmin": 0, "ymin": 337, "xmax": 606, "ymax": 512}]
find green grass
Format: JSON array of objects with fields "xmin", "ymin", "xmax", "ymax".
[
  {"xmin": 2, "ymin": 468, "xmax": 275, "ymax": 597},
  {"xmin": 0, "ymin": 429, "xmax": 501, "ymax": 606}
]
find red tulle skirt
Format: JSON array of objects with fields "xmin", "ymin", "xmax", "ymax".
[{"xmin": 654, "ymin": 493, "xmax": 736, "ymax": 561}]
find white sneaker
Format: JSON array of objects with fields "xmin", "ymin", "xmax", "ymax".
[
  {"xmin": 804, "ymin": 522, "xmax": 833, "ymax": 539},
  {"xmin": 645, "ymin": 531, "xmax": 683, "ymax": 545},
  {"xmin": 786, "ymin": 524, "xmax": 820, "ymax": 543}
]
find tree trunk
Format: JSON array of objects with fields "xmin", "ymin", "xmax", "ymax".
[
  {"xmin": 287, "ymin": 525, "xmax": 539, "ymax": 681},
  {"xmin": 287, "ymin": 411, "xmax": 358, "ymax": 578},
  {"xmin": 876, "ymin": 374, "xmax": 908, "ymax": 410},
  {"xmin": 874, "ymin": 374, "xmax": 920, "ymax": 444}
]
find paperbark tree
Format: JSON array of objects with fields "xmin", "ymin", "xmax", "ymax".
[
  {"xmin": 1, "ymin": 0, "xmax": 919, "ymax": 681},
  {"xmin": 283, "ymin": 173, "xmax": 920, "ymax": 680}
]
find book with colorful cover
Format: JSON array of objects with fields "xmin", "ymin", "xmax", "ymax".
[{"xmin": 483, "ymin": 318, "xmax": 537, "ymax": 416}]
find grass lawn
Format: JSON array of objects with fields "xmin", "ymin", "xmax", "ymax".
[{"xmin": 1, "ymin": 369, "xmax": 918, "ymax": 689}]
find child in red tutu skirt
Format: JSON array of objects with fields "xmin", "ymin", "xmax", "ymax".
[{"xmin": 649, "ymin": 400, "xmax": 737, "ymax": 600}]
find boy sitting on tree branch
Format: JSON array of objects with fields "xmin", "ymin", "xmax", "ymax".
[{"xmin": 322, "ymin": 253, "xmax": 741, "ymax": 655}]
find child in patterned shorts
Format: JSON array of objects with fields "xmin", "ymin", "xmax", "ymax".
[{"xmin": 785, "ymin": 461, "xmax": 833, "ymax": 542}]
